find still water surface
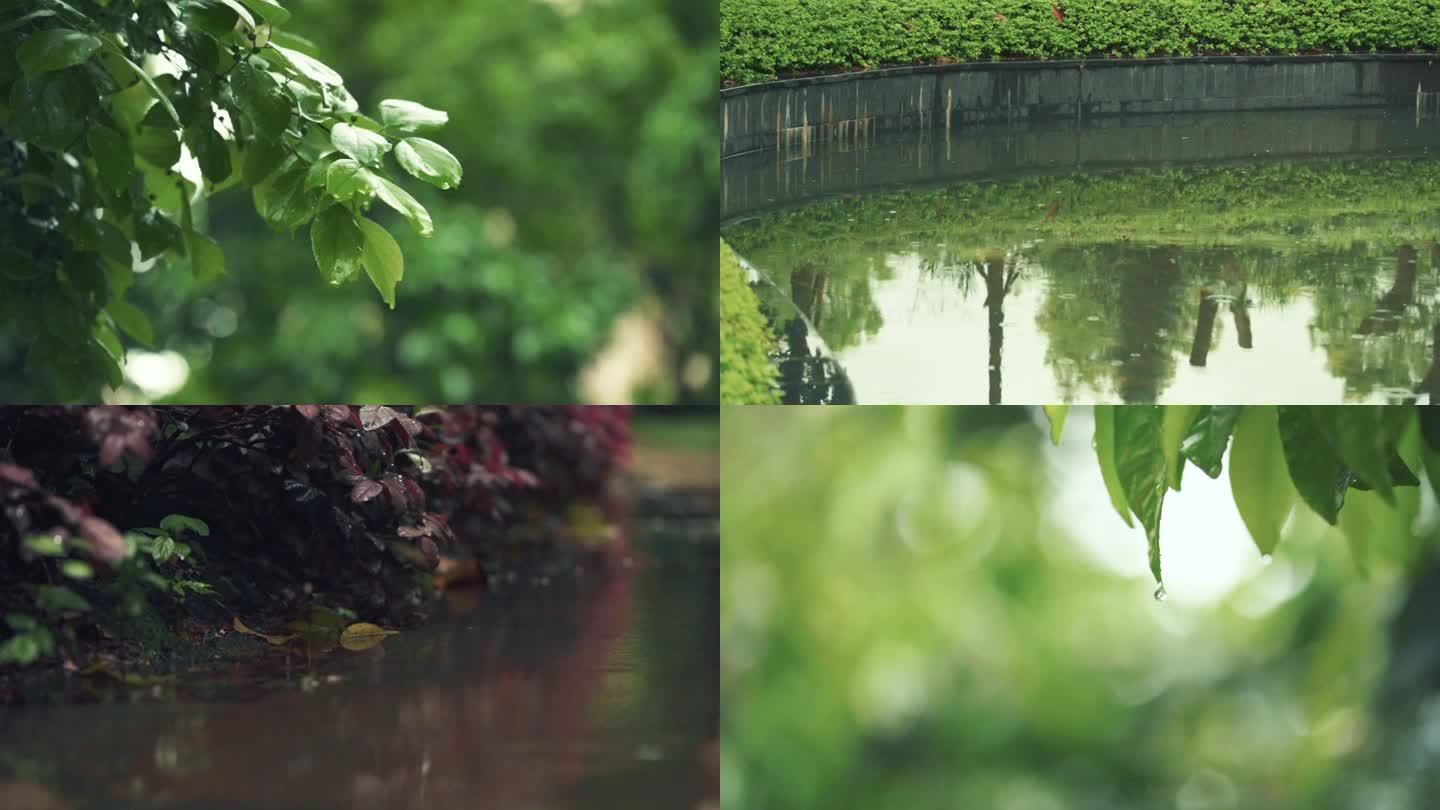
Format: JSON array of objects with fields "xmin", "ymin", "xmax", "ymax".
[
  {"xmin": 0, "ymin": 517, "xmax": 716, "ymax": 809},
  {"xmin": 723, "ymin": 109, "xmax": 1440, "ymax": 403}
]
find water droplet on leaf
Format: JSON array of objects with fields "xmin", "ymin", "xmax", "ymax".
[{"xmin": 1153, "ymin": 583, "xmax": 1167, "ymax": 602}]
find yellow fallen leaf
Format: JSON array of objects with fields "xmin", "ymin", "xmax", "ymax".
[
  {"xmin": 339, "ymin": 622, "xmax": 399, "ymax": 651},
  {"xmin": 232, "ymin": 616, "xmax": 297, "ymax": 646}
]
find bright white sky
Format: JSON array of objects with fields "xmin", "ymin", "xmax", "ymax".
[{"xmin": 837, "ymin": 252, "xmax": 1369, "ymax": 404}]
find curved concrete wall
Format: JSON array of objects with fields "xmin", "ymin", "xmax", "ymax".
[
  {"xmin": 720, "ymin": 54, "xmax": 1440, "ymax": 159},
  {"xmin": 720, "ymin": 108, "xmax": 1440, "ymax": 221}
]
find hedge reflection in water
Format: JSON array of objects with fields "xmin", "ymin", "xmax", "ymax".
[
  {"xmin": 722, "ymin": 111, "xmax": 1440, "ymax": 404},
  {"xmin": 0, "ymin": 535, "xmax": 717, "ymax": 810},
  {"xmin": 721, "ymin": 405, "xmax": 1440, "ymax": 810}
]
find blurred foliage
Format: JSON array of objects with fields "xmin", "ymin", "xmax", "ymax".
[
  {"xmin": 720, "ymin": 241, "xmax": 779, "ymax": 404},
  {"xmin": 722, "ymin": 405, "xmax": 1440, "ymax": 810},
  {"xmin": 95, "ymin": 0, "xmax": 714, "ymax": 403}
]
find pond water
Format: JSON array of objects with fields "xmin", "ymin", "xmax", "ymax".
[
  {"xmin": 722, "ymin": 108, "xmax": 1440, "ymax": 404},
  {"xmin": 0, "ymin": 498, "xmax": 717, "ymax": 810}
]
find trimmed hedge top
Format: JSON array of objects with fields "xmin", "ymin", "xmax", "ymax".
[{"xmin": 720, "ymin": 0, "xmax": 1440, "ymax": 85}]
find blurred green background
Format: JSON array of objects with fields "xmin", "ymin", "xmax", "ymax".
[
  {"xmin": 723, "ymin": 405, "xmax": 1440, "ymax": 810},
  {"xmin": 123, "ymin": 0, "xmax": 715, "ymax": 404}
]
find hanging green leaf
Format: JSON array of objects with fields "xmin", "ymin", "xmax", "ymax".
[
  {"xmin": 1179, "ymin": 405, "xmax": 1240, "ymax": 478},
  {"xmin": 1041, "ymin": 405, "xmax": 1068, "ymax": 446},
  {"xmin": 1160, "ymin": 405, "xmax": 1200, "ymax": 491},
  {"xmin": 357, "ymin": 217, "xmax": 404, "ymax": 309},
  {"xmin": 1322, "ymin": 406, "xmax": 1398, "ymax": 504},
  {"xmin": 311, "ymin": 205, "xmax": 365, "ymax": 286},
  {"xmin": 1277, "ymin": 406, "xmax": 1347, "ymax": 524},
  {"xmin": 369, "ymin": 174, "xmax": 433, "ymax": 237},
  {"xmin": 1228, "ymin": 405, "xmax": 1294, "ymax": 556},
  {"xmin": 1092, "ymin": 406, "xmax": 1134, "ymax": 528},
  {"xmin": 1113, "ymin": 406, "xmax": 1168, "ymax": 582}
]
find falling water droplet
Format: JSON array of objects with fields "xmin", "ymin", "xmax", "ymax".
[
  {"xmin": 1260, "ymin": 554, "xmax": 1273, "ymax": 566},
  {"xmin": 1153, "ymin": 583, "xmax": 1167, "ymax": 602}
]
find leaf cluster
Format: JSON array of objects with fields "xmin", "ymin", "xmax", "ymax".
[
  {"xmin": 0, "ymin": 0, "xmax": 461, "ymax": 398},
  {"xmin": 1045, "ymin": 404, "xmax": 1439, "ymax": 584}
]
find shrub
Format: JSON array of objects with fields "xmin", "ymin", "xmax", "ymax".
[
  {"xmin": 720, "ymin": 0, "xmax": 1440, "ymax": 85},
  {"xmin": 0, "ymin": 405, "xmax": 629, "ymax": 666},
  {"xmin": 720, "ymin": 242, "xmax": 780, "ymax": 404}
]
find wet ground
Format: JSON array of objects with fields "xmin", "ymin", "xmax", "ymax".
[
  {"xmin": 0, "ymin": 473, "xmax": 717, "ymax": 809},
  {"xmin": 722, "ymin": 108, "xmax": 1440, "ymax": 404}
]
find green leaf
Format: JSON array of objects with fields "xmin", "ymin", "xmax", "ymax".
[
  {"xmin": 369, "ymin": 174, "xmax": 433, "ymax": 237},
  {"xmin": 1324, "ymin": 406, "xmax": 1399, "ymax": 504},
  {"xmin": 6, "ymin": 613, "xmax": 37, "ymax": 632},
  {"xmin": 330, "ymin": 122, "xmax": 390, "ymax": 166},
  {"xmin": 1229, "ymin": 405, "xmax": 1294, "ymax": 556},
  {"xmin": 1113, "ymin": 406, "xmax": 1167, "ymax": 583},
  {"xmin": 1338, "ymin": 485, "xmax": 1420, "ymax": 572},
  {"xmin": 1160, "ymin": 405, "xmax": 1199, "ymax": 491},
  {"xmin": 311, "ymin": 205, "xmax": 365, "ymax": 285},
  {"xmin": 230, "ymin": 60, "xmax": 292, "ymax": 136},
  {"xmin": 186, "ymin": 230, "xmax": 226, "ymax": 281},
  {"xmin": 377, "ymin": 99, "xmax": 448, "ymax": 134},
  {"xmin": 270, "ymin": 45, "xmax": 343, "ymax": 86},
  {"xmin": 1041, "ymin": 405, "xmax": 1068, "ymax": 445},
  {"xmin": 188, "ymin": 123, "xmax": 233, "ymax": 184},
  {"xmin": 160, "ymin": 514, "xmax": 210, "ymax": 537},
  {"xmin": 0, "ymin": 634, "xmax": 42, "ymax": 665},
  {"xmin": 22, "ymin": 535, "xmax": 66, "ymax": 557},
  {"xmin": 105, "ymin": 299, "xmax": 153, "ymax": 347},
  {"xmin": 325, "ymin": 158, "xmax": 375, "ymax": 202},
  {"xmin": 101, "ymin": 40, "xmax": 180, "ymax": 126},
  {"xmin": 1179, "ymin": 405, "xmax": 1241, "ymax": 478},
  {"xmin": 218, "ymin": 0, "xmax": 257, "ymax": 28},
  {"xmin": 35, "ymin": 585, "xmax": 90, "ymax": 614},
  {"xmin": 252, "ymin": 160, "xmax": 316, "ymax": 231},
  {"xmin": 17, "ymin": 29, "xmax": 101, "ymax": 77},
  {"xmin": 60, "ymin": 560, "xmax": 93, "ymax": 580},
  {"xmin": 394, "ymin": 137, "xmax": 461, "ymax": 189},
  {"xmin": 357, "ymin": 217, "xmax": 403, "ymax": 309},
  {"xmin": 1277, "ymin": 406, "xmax": 1347, "ymax": 524},
  {"xmin": 87, "ymin": 124, "xmax": 132, "ymax": 194},
  {"xmin": 133, "ymin": 126, "xmax": 181, "ymax": 169},
  {"xmin": 9, "ymin": 70, "xmax": 92, "ymax": 149},
  {"xmin": 242, "ymin": 135, "xmax": 287, "ymax": 186},
  {"xmin": 1092, "ymin": 406, "xmax": 1134, "ymax": 528},
  {"xmin": 239, "ymin": 0, "xmax": 290, "ymax": 24}
]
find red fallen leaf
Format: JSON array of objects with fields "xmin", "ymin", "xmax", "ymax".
[
  {"xmin": 1052, "ymin": 2, "xmax": 1064, "ymax": 21},
  {"xmin": 294, "ymin": 405, "xmax": 320, "ymax": 419},
  {"xmin": 994, "ymin": 12, "xmax": 1007, "ymax": 22},
  {"xmin": 359, "ymin": 405, "xmax": 399, "ymax": 431},
  {"xmin": 1046, "ymin": 200, "xmax": 1061, "ymax": 220},
  {"xmin": 350, "ymin": 479, "xmax": 383, "ymax": 503},
  {"xmin": 77, "ymin": 515, "xmax": 125, "ymax": 563}
]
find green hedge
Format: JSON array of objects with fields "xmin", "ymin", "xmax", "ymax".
[
  {"xmin": 721, "ymin": 0, "xmax": 1440, "ymax": 84},
  {"xmin": 720, "ymin": 241, "xmax": 781, "ymax": 404}
]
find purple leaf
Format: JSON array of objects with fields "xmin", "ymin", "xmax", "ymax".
[{"xmin": 350, "ymin": 479, "xmax": 383, "ymax": 503}]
